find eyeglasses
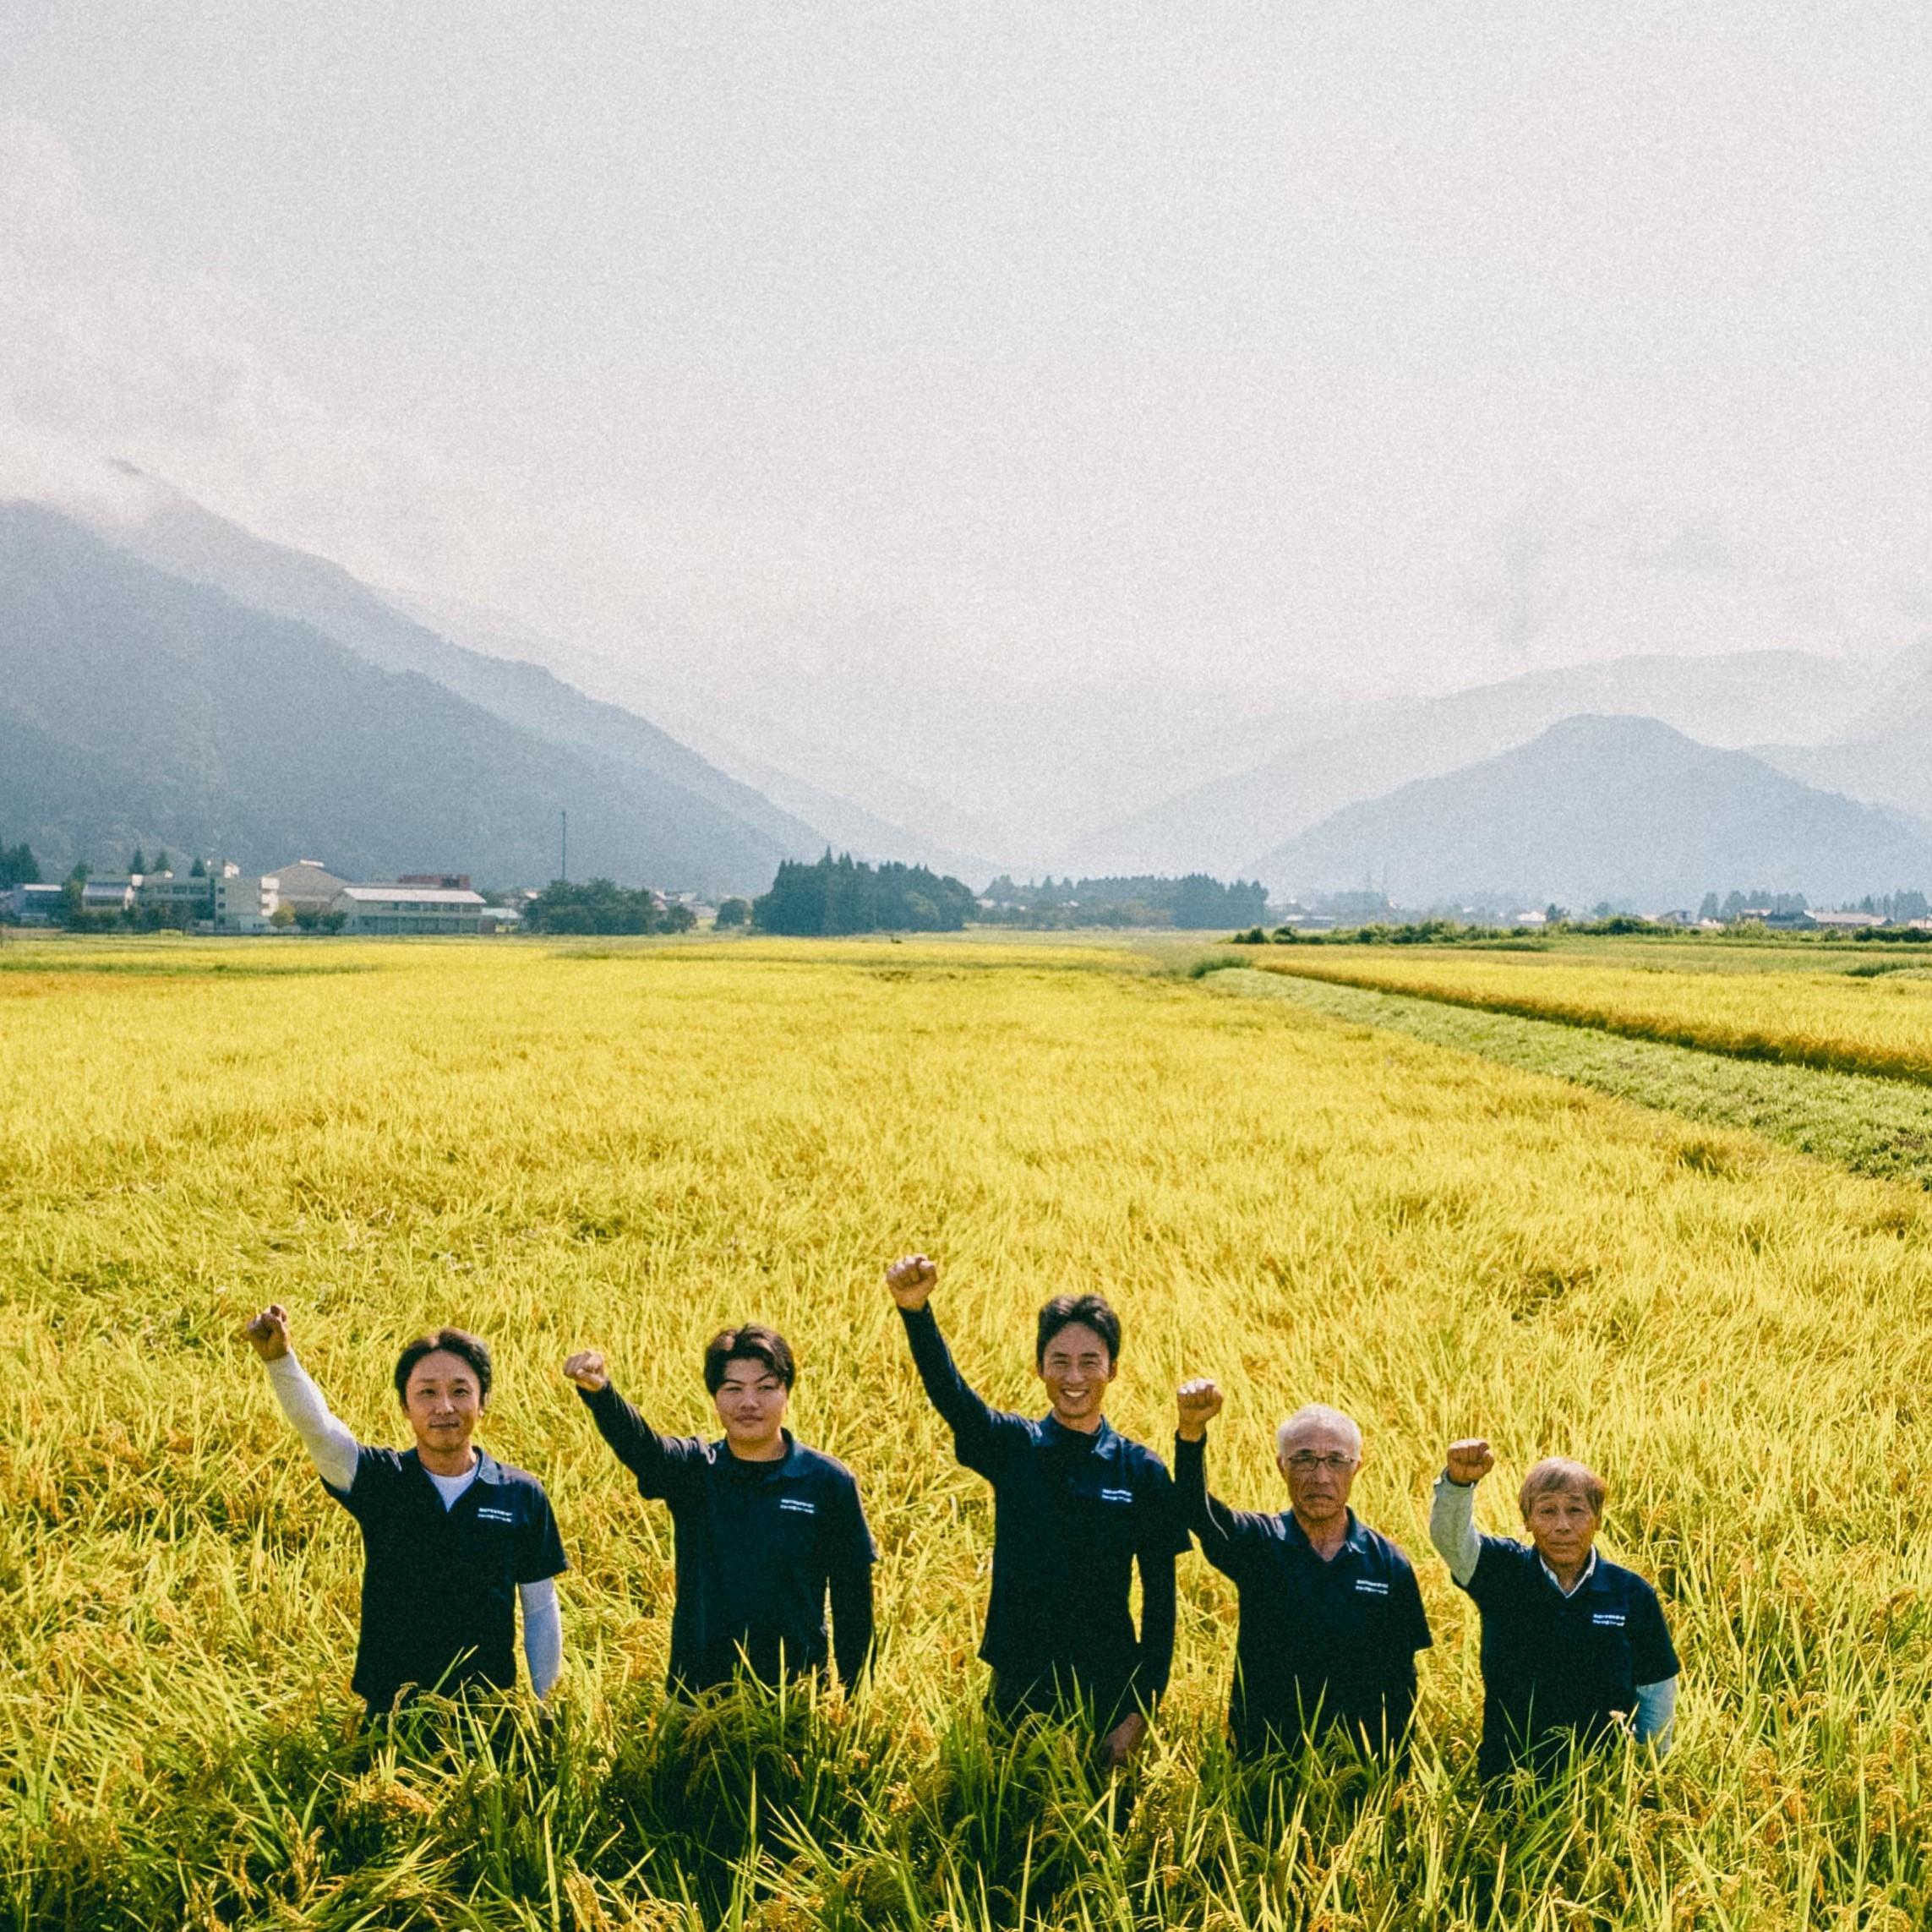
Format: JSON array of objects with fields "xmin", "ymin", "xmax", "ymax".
[{"xmin": 1284, "ymin": 1452, "xmax": 1358, "ymax": 1474}]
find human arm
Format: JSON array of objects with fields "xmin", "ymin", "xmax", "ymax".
[
  {"xmin": 1633, "ymin": 1675, "xmax": 1677, "ymax": 1754},
  {"xmin": 827, "ymin": 1469, "xmax": 878, "ymax": 1689},
  {"xmin": 565, "ymin": 1350, "xmax": 686, "ymax": 1498},
  {"xmin": 245, "ymin": 1306, "xmax": 359, "ymax": 1493},
  {"xmin": 886, "ymin": 1256, "xmax": 1016, "ymax": 1476},
  {"xmin": 1428, "ymin": 1439, "xmax": 1494, "ymax": 1587},
  {"xmin": 520, "ymin": 1579, "xmax": 562, "ymax": 1697},
  {"xmin": 1173, "ymin": 1380, "xmax": 1269, "ymax": 1581}
]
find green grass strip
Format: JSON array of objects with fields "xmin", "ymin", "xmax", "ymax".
[{"xmin": 1209, "ymin": 965, "xmax": 1932, "ymax": 1191}]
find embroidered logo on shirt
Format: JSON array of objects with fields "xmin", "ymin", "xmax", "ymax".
[
  {"xmin": 1099, "ymin": 1487, "xmax": 1133, "ymax": 1504},
  {"xmin": 475, "ymin": 1507, "xmax": 516, "ymax": 1525},
  {"xmin": 1591, "ymin": 1612, "xmax": 1626, "ymax": 1627},
  {"xmin": 778, "ymin": 1498, "xmax": 818, "ymax": 1515},
  {"xmin": 1354, "ymin": 1579, "xmax": 1390, "ymax": 1596}
]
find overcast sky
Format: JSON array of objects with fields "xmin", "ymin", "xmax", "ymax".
[{"xmin": 4, "ymin": 1, "xmax": 1930, "ymax": 709}]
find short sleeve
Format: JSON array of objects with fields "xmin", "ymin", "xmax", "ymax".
[
  {"xmin": 1461, "ymin": 1533, "xmax": 1526, "ymax": 1605},
  {"xmin": 1394, "ymin": 1558, "xmax": 1433, "ymax": 1654},
  {"xmin": 1629, "ymin": 1580, "xmax": 1679, "ymax": 1684},
  {"xmin": 833, "ymin": 1469, "xmax": 879, "ymax": 1565},
  {"xmin": 326, "ymin": 1444, "xmax": 397, "ymax": 1515},
  {"xmin": 517, "ymin": 1484, "xmax": 569, "ymax": 1585}
]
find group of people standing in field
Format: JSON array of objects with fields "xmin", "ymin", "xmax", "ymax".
[{"xmin": 245, "ymin": 1253, "xmax": 1678, "ymax": 1785}]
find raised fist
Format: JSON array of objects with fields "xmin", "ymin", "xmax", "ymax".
[
  {"xmin": 563, "ymin": 1350, "xmax": 610, "ymax": 1394},
  {"xmin": 1444, "ymin": 1438, "xmax": 1495, "ymax": 1487},
  {"xmin": 885, "ymin": 1253, "xmax": 937, "ymax": 1312},
  {"xmin": 1176, "ymin": 1378, "xmax": 1224, "ymax": 1441},
  {"xmin": 243, "ymin": 1304, "xmax": 292, "ymax": 1362}
]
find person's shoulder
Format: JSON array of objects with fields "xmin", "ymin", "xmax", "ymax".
[
  {"xmin": 1354, "ymin": 1520, "xmax": 1421, "ymax": 1573},
  {"xmin": 479, "ymin": 1454, "xmax": 554, "ymax": 1500},
  {"xmin": 1111, "ymin": 1428, "xmax": 1172, "ymax": 1482},
  {"xmin": 789, "ymin": 1441, "xmax": 861, "ymax": 1488},
  {"xmin": 1596, "ymin": 1555, "xmax": 1665, "ymax": 1606}
]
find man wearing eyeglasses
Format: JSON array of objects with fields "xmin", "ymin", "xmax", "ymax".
[{"xmin": 1175, "ymin": 1379, "xmax": 1431, "ymax": 1759}]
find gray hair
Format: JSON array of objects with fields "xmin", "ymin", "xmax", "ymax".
[{"xmin": 1274, "ymin": 1403, "xmax": 1363, "ymax": 1462}]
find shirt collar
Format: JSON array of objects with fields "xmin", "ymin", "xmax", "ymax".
[
  {"xmin": 715, "ymin": 1427, "xmax": 803, "ymax": 1476},
  {"xmin": 1539, "ymin": 1547, "xmax": 1598, "ymax": 1596},
  {"xmin": 1283, "ymin": 1507, "xmax": 1366, "ymax": 1558},
  {"xmin": 1041, "ymin": 1412, "xmax": 1115, "ymax": 1451},
  {"xmin": 407, "ymin": 1448, "xmax": 501, "ymax": 1486}
]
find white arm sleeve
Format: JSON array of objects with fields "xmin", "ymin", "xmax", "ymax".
[
  {"xmin": 521, "ymin": 1579, "xmax": 562, "ymax": 1697},
  {"xmin": 1429, "ymin": 1474, "xmax": 1482, "ymax": 1586},
  {"xmin": 1633, "ymin": 1675, "xmax": 1678, "ymax": 1754},
  {"xmin": 263, "ymin": 1353, "xmax": 360, "ymax": 1493}
]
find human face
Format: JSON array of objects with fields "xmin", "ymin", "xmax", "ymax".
[
  {"xmin": 713, "ymin": 1357, "xmax": 790, "ymax": 1460},
  {"xmin": 402, "ymin": 1349, "xmax": 483, "ymax": 1471},
  {"xmin": 1036, "ymin": 1320, "xmax": 1115, "ymax": 1433},
  {"xmin": 1276, "ymin": 1418, "xmax": 1360, "ymax": 1532},
  {"xmin": 1524, "ymin": 1487, "xmax": 1601, "ymax": 1581}
]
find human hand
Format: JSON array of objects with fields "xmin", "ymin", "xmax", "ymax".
[
  {"xmin": 1444, "ymin": 1438, "xmax": 1495, "ymax": 1487},
  {"xmin": 243, "ymin": 1304, "xmax": 292, "ymax": 1362},
  {"xmin": 1176, "ymin": 1378, "xmax": 1223, "ymax": 1441},
  {"xmin": 1100, "ymin": 1710, "xmax": 1148, "ymax": 1773},
  {"xmin": 563, "ymin": 1350, "xmax": 610, "ymax": 1394},
  {"xmin": 885, "ymin": 1253, "xmax": 937, "ymax": 1312}
]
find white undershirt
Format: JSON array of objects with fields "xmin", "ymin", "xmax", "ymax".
[{"xmin": 426, "ymin": 1464, "xmax": 481, "ymax": 1509}]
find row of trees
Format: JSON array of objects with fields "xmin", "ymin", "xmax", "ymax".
[
  {"xmin": 0, "ymin": 842, "xmax": 41, "ymax": 888},
  {"xmin": 981, "ymin": 873, "xmax": 1269, "ymax": 930},
  {"xmin": 520, "ymin": 879, "xmax": 699, "ymax": 936},
  {"xmin": 753, "ymin": 854, "xmax": 979, "ymax": 936}
]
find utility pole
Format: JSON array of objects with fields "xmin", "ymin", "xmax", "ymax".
[{"xmin": 560, "ymin": 810, "xmax": 568, "ymax": 885}]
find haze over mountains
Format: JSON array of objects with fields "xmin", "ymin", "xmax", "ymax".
[
  {"xmin": 1253, "ymin": 716, "xmax": 1932, "ymax": 909},
  {"xmin": 5, "ymin": 473, "xmax": 1931, "ymax": 910}
]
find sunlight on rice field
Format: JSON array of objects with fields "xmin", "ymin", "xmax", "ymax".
[
  {"xmin": 3, "ymin": 934, "xmax": 1930, "ymax": 1927},
  {"xmin": 1253, "ymin": 944, "xmax": 1932, "ymax": 1084}
]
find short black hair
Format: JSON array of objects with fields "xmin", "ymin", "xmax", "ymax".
[
  {"xmin": 703, "ymin": 1323, "xmax": 796, "ymax": 1394},
  {"xmin": 393, "ymin": 1328, "xmax": 493, "ymax": 1406},
  {"xmin": 1035, "ymin": 1293, "xmax": 1122, "ymax": 1367}
]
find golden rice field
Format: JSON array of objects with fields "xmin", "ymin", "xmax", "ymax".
[
  {"xmin": 1253, "ymin": 945, "xmax": 1932, "ymax": 1085},
  {"xmin": 4, "ymin": 933, "xmax": 1932, "ymax": 1929}
]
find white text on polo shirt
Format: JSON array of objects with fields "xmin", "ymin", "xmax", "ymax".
[
  {"xmin": 1354, "ymin": 1579, "xmax": 1390, "ymax": 1595},
  {"xmin": 1591, "ymin": 1612, "xmax": 1626, "ymax": 1627},
  {"xmin": 778, "ymin": 1498, "xmax": 817, "ymax": 1515},
  {"xmin": 1099, "ymin": 1487, "xmax": 1133, "ymax": 1504},
  {"xmin": 476, "ymin": 1507, "xmax": 516, "ymax": 1525}
]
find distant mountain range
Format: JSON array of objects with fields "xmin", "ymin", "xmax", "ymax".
[
  {"xmin": 1065, "ymin": 652, "xmax": 1887, "ymax": 880},
  {"xmin": 0, "ymin": 504, "xmax": 805, "ymax": 892},
  {"xmin": 1253, "ymin": 715, "xmax": 1932, "ymax": 908}
]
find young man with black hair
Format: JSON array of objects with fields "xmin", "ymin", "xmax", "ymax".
[
  {"xmin": 565, "ymin": 1323, "xmax": 876, "ymax": 1695},
  {"xmin": 243, "ymin": 1304, "xmax": 567, "ymax": 1718},
  {"xmin": 885, "ymin": 1253, "xmax": 1186, "ymax": 1771}
]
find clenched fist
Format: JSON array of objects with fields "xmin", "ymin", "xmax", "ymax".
[
  {"xmin": 1444, "ymin": 1438, "xmax": 1495, "ymax": 1487},
  {"xmin": 1176, "ymin": 1378, "xmax": 1224, "ymax": 1441},
  {"xmin": 243, "ymin": 1304, "xmax": 292, "ymax": 1362},
  {"xmin": 885, "ymin": 1253, "xmax": 937, "ymax": 1312},
  {"xmin": 563, "ymin": 1350, "xmax": 610, "ymax": 1394}
]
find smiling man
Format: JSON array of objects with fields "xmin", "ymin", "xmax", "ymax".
[
  {"xmin": 1175, "ymin": 1380, "xmax": 1430, "ymax": 1759},
  {"xmin": 564, "ymin": 1324, "xmax": 876, "ymax": 1695},
  {"xmin": 1430, "ymin": 1439, "xmax": 1679, "ymax": 1779},
  {"xmin": 243, "ymin": 1305, "xmax": 566, "ymax": 1718},
  {"xmin": 886, "ymin": 1253, "xmax": 1187, "ymax": 1771}
]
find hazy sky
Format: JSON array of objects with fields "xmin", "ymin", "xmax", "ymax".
[{"xmin": 4, "ymin": 1, "xmax": 1930, "ymax": 708}]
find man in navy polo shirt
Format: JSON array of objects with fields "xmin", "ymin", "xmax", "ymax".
[
  {"xmin": 244, "ymin": 1304, "xmax": 567, "ymax": 1717},
  {"xmin": 1174, "ymin": 1379, "xmax": 1430, "ymax": 1759},
  {"xmin": 1430, "ymin": 1438, "xmax": 1679, "ymax": 1780},
  {"xmin": 885, "ymin": 1253, "xmax": 1186, "ymax": 1772},
  {"xmin": 564, "ymin": 1324, "xmax": 875, "ymax": 1694}
]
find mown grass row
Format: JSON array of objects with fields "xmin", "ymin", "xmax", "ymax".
[
  {"xmin": 5, "ymin": 937, "xmax": 1932, "ymax": 1926},
  {"xmin": 1250, "ymin": 947, "xmax": 1932, "ymax": 1086},
  {"xmin": 1211, "ymin": 967, "xmax": 1932, "ymax": 1192}
]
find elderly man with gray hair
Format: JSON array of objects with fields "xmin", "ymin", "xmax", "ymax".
[
  {"xmin": 1175, "ymin": 1379, "xmax": 1431, "ymax": 1758},
  {"xmin": 1430, "ymin": 1438, "xmax": 1678, "ymax": 1781}
]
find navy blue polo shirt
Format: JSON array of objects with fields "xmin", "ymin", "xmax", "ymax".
[
  {"xmin": 1175, "ymin": 1435, "xmax": 1430, "ymax": 1755},
  {"xmin": 1459, "ymin": 1536, "xmax": 1679, "ymax": 1779},
  {"xmin": 579, "ymin": 1384, "xmax": 876, "ymax": 1694},
  {"xmin": 899, "ymin": 1305, "xmax": 1187, "ymax": 1728},
  {"xmin": 323, "ymin": 1447, "xmax": 567, "ymax": 1712}
]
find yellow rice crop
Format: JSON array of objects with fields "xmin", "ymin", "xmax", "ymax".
[
  {"xmin": 1254, "ymin": 946, "xmax": 1932, "ymax": 1083},
  {"xmin": 3, "ymin": 934, "xmax": 1930, "ymax": 1927}
]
